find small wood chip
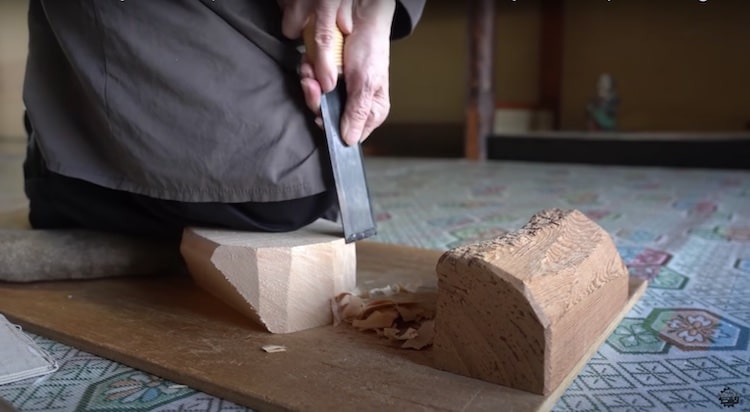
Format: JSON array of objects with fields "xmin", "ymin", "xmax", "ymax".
[
  {"xmin": 332, "ymin": 293, "xmax": 365, "ymax": 326},
  {"xmin": 261, "ymin": 345, "xmax": 287, "ymax": 353},
  {"xmin": 402, "ymin": 320, "xmax": 435, "ymax": 350},
  {"xmin": 396, "ymin": 304, "xmax": 428, "ymax": 322},
  {"xmin": 367, "ymin": 284, "xmax": 401, "ymax": 297},
  {"xmin": 352, "ymin": 308, "xmax": 400, "ymax": 330},
  {"xmin": 383, "ymin": 327, "xmax": 419, "ymax": 341}
]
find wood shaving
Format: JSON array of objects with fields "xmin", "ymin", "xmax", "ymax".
[
  {"xmin": 363, "ymin": 283, "xmax": 421, "ymax": 298},
  {"xmin": 331, "ymin": 293, "xmax": 365, "ymax": 326},
  {"xmin": 383, "ymin": 327, "xmax": 419, "ymax": 341},
  {"xmin": 396, "ymin": 304, "xmax": 430, "ymax": 322},
  {"xmin": 366, "ymin": 284, "xmax": 401, "ymax": 297},
  {"xmin": 402, "ymin": 320, "xmax": 434, "ymax": 350},
  {"xmin": 361, "ymin": 299, "xmax": 404, "ymax": 319},
  {"xmin": 331, "ymin": 284, "xmax": 436, "ymax": 350},
  {"xmin": 352, "ymin": 308, "xmax": 399, "ymax": 330},
  {"xmin": 261, "ymin": 345, "xmax": 287, "ymax": 353}
]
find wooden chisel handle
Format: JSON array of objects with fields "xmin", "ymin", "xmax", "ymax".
[{"xmin": 303, "ymin": 17, "xmax": 344, "ymax": 73}]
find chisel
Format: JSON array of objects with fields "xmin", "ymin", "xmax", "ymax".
[{"xmin": 304, "ymin": 22, "xmax": 377, "ymax": 243}]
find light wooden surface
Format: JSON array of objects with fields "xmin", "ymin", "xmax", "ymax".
[
  {"xmin": 434, "ymin": 209, "xmax": 630, "ymax": 395},
  {"xmin": 0, "ymin": 240, "xmax": 646, "ymax": 412},
  {"xmin": 181, "ymin": 222, "xmax": 356, "ymax": 334}
]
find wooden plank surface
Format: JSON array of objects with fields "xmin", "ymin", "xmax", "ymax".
[{"xmin": 0, "ymin": 241, "xmax": 646, "ymax": 412}]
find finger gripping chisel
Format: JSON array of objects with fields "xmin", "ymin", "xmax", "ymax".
[{"xmin": 304, "ymin": 23, "xmax": 377, "ymax": 243}]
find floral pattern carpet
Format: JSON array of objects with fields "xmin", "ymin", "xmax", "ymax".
[{"xmin": 1, "ymin": 154, "xmax": 749, "ymax": 411}]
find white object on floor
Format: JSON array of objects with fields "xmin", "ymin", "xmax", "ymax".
[
  {"xmin": 0, "ymin": 314, "xmax": 58, "ymax": 385},
  {"xmin": 493, "ymin": 107, "xmax": 533, "ymax": 134}
]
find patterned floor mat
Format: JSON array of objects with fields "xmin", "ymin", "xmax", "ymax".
[{"xmin": 1, "ymin": 157, "xmax": 749, "ymax": 411}]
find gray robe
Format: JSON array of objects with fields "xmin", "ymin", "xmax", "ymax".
[{"xmin": 24, "ymin": 0, "xmax": 424, "ymax": 202}]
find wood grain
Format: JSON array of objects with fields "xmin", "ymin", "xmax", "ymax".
[
  {"xmin": 434, "ymin": 209, "xmax": 631, "ymax": 395},
  {"xmin": 0, "ymin": 241, "xmax": 645, "ymax": 411},
  {"xmin": 180, "ymin": 222, "xmax": 356, "ymax": 334}
]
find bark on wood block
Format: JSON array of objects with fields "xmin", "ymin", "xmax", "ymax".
[
  {"xmin": 180, "ymin": 220, "xmax": 356, "ymax": 334},
  {"xmin": 433, "ymin": 208, "xmax": 629, "ymax": 395}
]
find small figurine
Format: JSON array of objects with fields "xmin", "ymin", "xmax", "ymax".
[{"xmin": 586, "ymin": 73, "xmax": 619, "ymax": 131}]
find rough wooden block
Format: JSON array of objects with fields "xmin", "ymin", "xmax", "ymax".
[
  {"xmin": 180, "ymin": 220, "xmax": 356, "ymax": 334},
  {"xmin": 433, "ymin": 208, "xmax": 630, "ymax": 395}
]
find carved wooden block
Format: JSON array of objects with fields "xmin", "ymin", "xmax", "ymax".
[
  {"xmin": 180, "ymin": 220, "xmax": 356, "ymax": 334},
  {"xmin": 433, "ymin": 209, "xmax": 629, "ymax": 395}
]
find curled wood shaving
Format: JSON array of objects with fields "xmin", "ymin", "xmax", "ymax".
[
  {"xmin": 331, "ymin": 284, "xmax": 436, "ymax": 350},
  {"xmin": 396, "ymin": 304, "xmax": 430, "ymax": 322},
  {"xmin": 352, "ymin": 308, "xmax": 399, "ymax": 330},
  {"xmin": 331, "ymin": 293, "xmax": 365, "ymax": 326},
  {"xmin": 361, "ymin": 299, "xmax": 404, "ymax": 319}
]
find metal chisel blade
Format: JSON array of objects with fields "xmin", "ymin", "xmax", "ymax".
[{"xmin": 320, "ymin": 82, "xmax": 377, "ymax": 243}]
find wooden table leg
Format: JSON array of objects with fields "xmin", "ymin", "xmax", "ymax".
[{"xmin": 465, "ymin": 0, "xmax": 495, "ymax": 160}]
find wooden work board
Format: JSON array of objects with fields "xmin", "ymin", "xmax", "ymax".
[{"xmin": 0, "ymin": 241, "xmax": 646, "ymax": 412}]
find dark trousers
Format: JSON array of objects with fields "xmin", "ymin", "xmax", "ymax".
[{"xmin": 23, "ymin": 120, "xmax": 337, "ymax": 240}]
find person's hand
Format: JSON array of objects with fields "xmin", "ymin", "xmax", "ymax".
[
  {"xmin": 281, "ymin": 0, "xmax": 396, "ymax": 145},
  {"xmin": 281, "ymin": 0, "xmax": 353, "ymax": 93}
]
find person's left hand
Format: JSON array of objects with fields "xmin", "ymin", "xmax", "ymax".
[{"xmin": 282, "ymin": 0, "xmax": 396, "ymax": 146}]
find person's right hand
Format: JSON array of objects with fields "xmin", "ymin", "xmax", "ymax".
[
  {"xmin": 281, "ymin": 0, "xmax": 396, "ymax": 146},
  {"xmin": 280, "ymin": 0, "xmax": 353, "ymax": 94}
]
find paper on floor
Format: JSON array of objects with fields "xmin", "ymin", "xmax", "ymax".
[{"xmin": 0, "ymin": 314, "xmax": 58, "ymax": 385}]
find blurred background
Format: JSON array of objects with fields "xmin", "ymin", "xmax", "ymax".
[
  {"xmin": 0, "ymin": 1, "xmax": 27, "ymax": 140},
  {"xmin": 1, "ymin": 0, "xmax": 749, "ymax": 161}
]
